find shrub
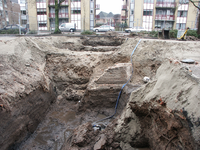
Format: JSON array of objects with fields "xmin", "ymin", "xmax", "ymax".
[
  {"xmin": 81, "ymin": 30, "xmax": 94, "ymax": 35},
  {"xmin": 95, "ymin": 23, "xmax": 103, "ymax": 27},
  {"xmin": 169, "ymin": 29, "xmax": 178, "ymax": 38},
  {"xmin": 198, "ymin": 34, "xmax": 200, "ymax": 39},
  {"xmin": 149, "ymin": 30, "xmax": 158, "ymax": 37},
  {"xmin": 0, "ymin": 29, "xmax": 19, "ymax": 34},
  {"xmin": 187, "ymin": 30, "xmax": 198, "ymax": 37},
  {"xmin": 139, "ymin": 30, "xmax": 149, "ymax": 34}
]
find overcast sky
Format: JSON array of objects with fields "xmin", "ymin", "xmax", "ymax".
[{"xmin": 96, "ymin": 0, "xmax": 122, "ymax": 14}]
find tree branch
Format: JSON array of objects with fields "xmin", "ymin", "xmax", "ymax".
[
  {"xmin": 58, "ymin": 0, "xmax": 65, "ymax": 7},
  {"xmin": 189, "ymin": 0, "xmax": 200, "ymax": 9}
]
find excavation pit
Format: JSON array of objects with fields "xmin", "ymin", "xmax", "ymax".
[{"xmin": 0, "ymin": 36, "xmax": 200, "ymax": 150}]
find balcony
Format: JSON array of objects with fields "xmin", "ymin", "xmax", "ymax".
[
  {"xmin": 21, "ymin": 15, "xmax": 27, "ymax": 20},
  {"xmin": 156, "ymin": 2, "xmax": 176, "ymax": 8},
  {"xmin": 95, "ymin": 4, "xmax": 100, "ymax": 10},
  {"xmin": 121, "ymin": 16, "xmax": 127, "ymax": 20},
  {"xmin": 95, "ymin": 15, "xmax": 100, "ymax": 20},
  {"xmin": 49, "ymin": 0, "xmax": 68, "ymax": 6},
  {"xmin": 155, "ymin": 15, "xmax": 175, "ymax": 21},
  {"xmin": 49, "ymin": 13, "xmax": 69, "ymax": 18},
  {"xmin": 122, "ymin": 5, "xmax": 127, "ymax": 10}
]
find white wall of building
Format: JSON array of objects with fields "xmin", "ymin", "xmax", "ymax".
[
  {"xmin": 143, "ymin": 3, "xmax": 153, "ymax": 9},
  {"xmin": 37, "ymin": 3, "xmax": 46, "ymax": 9},
  {"xmin": 176, "ymin": 17, "xmax": 187, "ymax": 23},
  {"xmin": 178, "ymin": 4, "xmax": 188, "ymax": 11},
  {"xmin": 143, "ymin": 16, "xmax": 153, "ymax": 31}
]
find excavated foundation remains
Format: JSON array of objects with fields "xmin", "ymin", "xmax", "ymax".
[{"xmin": 0, "ymin": 36, "xmax": 199, "ymax": 150}]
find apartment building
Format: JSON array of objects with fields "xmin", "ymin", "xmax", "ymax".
[
  {"xmin": 121, "ymin": 0, "xmax": 200, "ymax": 31},
  {"xmin": 96, "ymin": 12, "xmax": 114, "ymax": 26},
  {"xmin": 26, "ymin": 0, "xmax": 99, "ymax": 31},
  {"xmin": 0, "ymin": 0, "xmax": 21, "ymax": 28},
  {"xmin": 17, "ymin": 0, "xmax": 28, "ymax": 27}
]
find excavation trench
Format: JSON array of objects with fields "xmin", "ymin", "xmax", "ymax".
[{"xmin": 0, "ymin": 37, "xmax": 200, "ymax": 150}]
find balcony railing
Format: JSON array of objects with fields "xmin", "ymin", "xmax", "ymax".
[
  {"xmin": 122, "ymin": 5, "xmax": 127, "ymax": 10},
  {"xmin": 95, "ymin": 15, "xmax": 100, "ymax": 20},
  {"xmin": 95, "ymin": 4, "xmax": 100, "ymax": 10},
  {"xmin": 49, "ymin": 13, "xmax": 69, "ymax": 18},
  {"xmin": 155, "ymin": 15, "xmax": 175, "ymax": 21},
  {"xmin": 121, "ymin": 16, "xmax": 127, "ymax": 20},
  {"xmin": 49, "ymin": 0, "xmax": 68, "ymax": 6},
  {"xmin": 156, "ymin": 2, "xmax": 176, "ymax": 8},
  {"xmin": 21, "ymin": 15, "xmax": 27, "ymax": 20}
]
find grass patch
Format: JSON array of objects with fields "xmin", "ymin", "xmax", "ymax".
[
  {"xmin": 0, "ymin": 29, "xmax": 19, "ymax": 34},
  {"xmin": 81, "ymin": 30, "xmax": 94, "ymax": 35}
]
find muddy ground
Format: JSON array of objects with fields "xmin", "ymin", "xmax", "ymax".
[{"xmin": 0, "ymin": 36, "xmax": 199, "ymax": 150}]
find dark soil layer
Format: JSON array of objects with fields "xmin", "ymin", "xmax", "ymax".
[
  {"xmin": 0, "ymin": 85, "xmax": 56, "ymax": 150},
  {"xmin": 129, "ymin": 101, "xmax": 195, "ymax": 150}
]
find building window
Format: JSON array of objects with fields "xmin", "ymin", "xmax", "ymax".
[
  {"xmin": 144, "ymin": 0, "xmax": 154, "ymax": 3},
  {"xmin": 179, "ymin": 0, "xmax": 189, "ymax": 4},
  {"xmin": 71, "ymin": 9, "xmax": 81, "ymax": 14},
  {"xmin": 177, "ymin": 11, "xmax": 187, "ymax": 17},
  {"xmin": 90, "ymin": 10, "xmax": 93, "ymax": 14},
  {"xmin": 39, "ymin": 23, "xmax": 47, "ymax": 27},
  {"xmin": 4, "ymin": 0, "xmax": 7, "ymax": 8},
  {"xmin": 5, "ymin": 11, "xmax": 8, "ymax": 20},
  {"xmin": 131, "ymin": 10, "xmax": 134, "ymax": 15},
  {"xmin": 20, "ymin": 0, "xmax": 25, "ymax": 4},
  {"xmin": 37, "ymin": 8, "xmax": 46, "ymax": 15},
  {"xmin": 0, "ymin": 0, "xmax": 3, "ymax": 10},
  {"xmin": 71, "ymin": 0, "xmax": 81, "ymax": 2},
  {"xmin": 50, "ymin": 7, "xmax": 55, "ymax": 13},
  {"xmin": 37, "ymin": 0, "xmax": 46, "ymax": 2},
  {"xmin": 157, "ymin": 0, "xmax": 175, "ymax": 2},
  {"xmin": 176, "ymin": 23, "xmax": 186, "ymax": 30},
  {"xmin": 143, "ymin": 10, "xmax": 153, "ymax": 16},
  {"xmin": 0, "ymin": 10, "xmax": 3, "ymax": 17},
  {"xmin": 37, "ymin": 11, "xmax": 46, "ymax": 15},
  {"xmin": 156, "ymin": 9, "xmax": 174, "ymax": 15},
  {"xmin": 22, "ymin": 20, "xmax": 27, "ymax": 24},
  {"xmin": 60, "ymin": 7, "xmax": 68, "ymax": 15},
  {"xmin": 21, "ymin": 10, "xmax": 26, "ymax": 15}
]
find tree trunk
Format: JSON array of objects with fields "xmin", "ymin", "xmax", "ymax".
[
  {"xmin": 54, "ymin": 0, "xmax": 61, "ymax": 34},
  {"xmin": 197, "ymin": 14, "xmax": 200, "ymax": 35}
]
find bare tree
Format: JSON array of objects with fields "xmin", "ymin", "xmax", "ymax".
[
  {"xmin": 189, "ymin": 0, "xmax": 200, "ymax": 34},
  {"xmin": 54, "ymin": 0, "xmax": 65, "ymax": 33}
]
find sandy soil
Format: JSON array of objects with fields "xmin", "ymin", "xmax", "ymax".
[{"xmin": 0, "ymin": 36, "xmax": 199, "ymax": 150}]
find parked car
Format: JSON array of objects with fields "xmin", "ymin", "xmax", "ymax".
[
  {"xmin": 0, "ymin": 24, "xmax": 27, "ymax": 34},
  {"xmin": 125, "ymin": 26, "xmax": 146, "ymax": 33},
  {"xmin": 59, "ymin": 23, "xmax": 76, "ymax": 32},
  {"xmin": 93, "ymin": 25, "xmax": 115, "ymax": 32}
]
